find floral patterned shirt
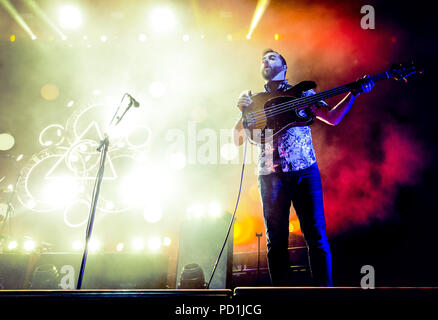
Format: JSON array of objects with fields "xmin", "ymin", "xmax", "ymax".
[{"xmin": 258, "ymin": 80, "xmax": 328, "ymax": 175}]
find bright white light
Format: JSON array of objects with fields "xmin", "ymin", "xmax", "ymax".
[
  {"xmin": 92, "ymin": 89, "xmax": 101, "ymax": 95},
  {"xmin": 144, "ymin": 201, "xmax": 163, "ymax": 223},
  {"xmin": 44, "ymin": 177, "xmax": 80, "ymax": 206},
  {"xmin": 26, "ymin": 199, "xmax": 36, "ymax": 209},
  {"xmin": 105, "ymin": 201, "xmax": 115, "ymax": 210},
  {"xmin": 8, "ymin": 241, "xmax": 18, "ymax": 250},
  {"xmin": 148, "ymin": 82, "xmax": 166, "ymax": 98},
  {"xmin": 163, "ymin": 237, "xmax": 172, "ymax": 247},
  {"xmin": 149, "ymin": 7, "xmax": 176, "ymax": 33},
  {"xmin": 0, "ymin": 133, "xmax": 15, "ymax": 151},
  {"xmin": 147, "ymin": 237, "xmax": 162, "ymax": 252},
  {"xmin": 100, "ymin": 35, "xmax": 107, "ymax": 42},
  {"xmin": 122, "ymin": 167, "xmax": 177, "ymax": 204},
  {"xmin": 7, "ymin": 184, "xmax": 13, "ymax": 191},
  {"xmin": 138, "ymin": 34, "xmax": 147, "ymax": 42},
  {"xmin": 72, "ymin": 240, "xmax": 83, "ymax": 251},
  {"xmin": 16, "ymin": 154, "xmax": 23, "ymax": 161},
  {"xmin": 58, "ymin": 5, "xmax": 83, "ymax": 30},
  {"xmin": 220, "ymin": 143, "xmax": 238, "ymax": 161},
  {"xmin": 208, "ymin": 202, "xmax": 222, "ymax": 218},
  {"xmin": 23, "ymin": 240, "xmax": 36, "ymax": 252},
  {"xmin": 168, "ymin": 152, "xmax": 186, "ymax": 170},
  {"xmin": 116, "ymin": 242, "xmax": 124, "ymax": 252},
  {"xmin": 187, "ymin": 203, "xmax": 205, "ymax": 219},
  {"xmin": 182, "ymin": 34, "xmax": 190, "ymax": 42},
  {"xmin": 89, "ymin": 239, "xmax": 100, "ymax": 252},
  {"xmin": 131, "ymin": 238, "xmax": 144, "ymax": 251},
  {"xmin": 67, "ymin": 100, "xmax": 74, "ymax": 107}
]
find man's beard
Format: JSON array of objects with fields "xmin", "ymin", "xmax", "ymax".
[{"xmin": 261, "ymin": 64, "xmax": 283, "ymax": 80}]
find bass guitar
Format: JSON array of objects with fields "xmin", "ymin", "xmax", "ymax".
[{"xmin": 242, "ymin": 62, "xmax": 422, "ymax": 144}]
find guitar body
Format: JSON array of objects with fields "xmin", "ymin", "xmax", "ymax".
[{"xmin": 242, "ymin": 81, "xmax": 317, "ymax": 144}]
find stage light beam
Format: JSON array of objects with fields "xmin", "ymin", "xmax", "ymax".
[
  {"xmin": 23, "ymin": 0, "xmax": 67, "ymax": 40},
  {"xmin": 0, "ymin": 0, "xmax": 37, "ymax": 40},
  {"xmin": 246, "ymin": 0, "xmax": 271, "ymax": 39}
]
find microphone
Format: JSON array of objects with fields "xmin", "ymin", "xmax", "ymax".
[{"xmin": 127, "ymin": 94, "xmax": 140, "ymax": 108}]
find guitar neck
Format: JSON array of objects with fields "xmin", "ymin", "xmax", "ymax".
[{"xmin": 291, "ymin": 72, "xmax": 391, "ymax": 107}]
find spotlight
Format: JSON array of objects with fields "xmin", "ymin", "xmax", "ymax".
[
  {"xmin": 149, "ymin": 7, "xmax": 176, "ymax": 33},
  {"xmin": 7, "ymin": 240, "xmax": 18, "ymax": 250},
  {"xmin": 23, "ymin": 239, "xmax": 36, "ymax": 252},
  {"xmin": 72, "ymin": 240, "xmax": 82, "ymax": 251},
  {"xmin": 100, "ymin": 35, "xmax": 107, "ymax": 42},
  {"xmin": 0, "ymin": 133, "xmax": 15, "ymax": 151},
  {"xmin": 26, "ymin": 199, "xmax": 36, "ymax": 209},
  {"xmin": 147, "ymin": 237, "xmax": 162, "ymax": 252},
  {"xmin": 182, "ymin": 34, "xmax": 190, "ymax": 42},
  {"xmin": 88, "ymin": 239, "xmax": 100, "ymax": 252},
  {"xmin": 138, "ymin": 34, "xmax": 147, "ymax": 42},
  {"xmin": 58, "ymin": 5, "xmax": 83, "ymax": 30},
  {"xmin": 116, "ymin": 242, "xmax": 124, "ymax": 252},
  {"xmin": 163, "ymin": 237, "xmax": 172, "ymax": 247}
]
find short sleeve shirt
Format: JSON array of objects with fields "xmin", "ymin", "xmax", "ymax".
[{"xmin": 258, "ymin": 81, "xmax": 328, "ymax": 175}]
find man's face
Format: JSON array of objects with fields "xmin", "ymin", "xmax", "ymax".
[{"xmin": 260, "ymin": 52, "xmax": 286, "ymax": 80}]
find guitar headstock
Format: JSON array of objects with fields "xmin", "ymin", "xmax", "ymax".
[{"xmin": 389, "ymin": 62, "xmax": 424, "ymax": 82}]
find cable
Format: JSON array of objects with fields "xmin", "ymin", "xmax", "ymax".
[{"xmin": 206, "ymin": 138, "xmax": 248, "ymax": 289}]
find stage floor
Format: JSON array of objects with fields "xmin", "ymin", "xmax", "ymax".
[{"xmin": 0, "ymin": 287, "xmax": 436, "ymax": 317}]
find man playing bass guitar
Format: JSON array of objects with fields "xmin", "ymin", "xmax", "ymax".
[{"xmin": 233, "ymin": 49, "xmax": 374, "ymax": 286}]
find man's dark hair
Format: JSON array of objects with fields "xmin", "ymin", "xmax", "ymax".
[{"xmin": 262, "ymin": 49, "xmax": 287, "ymax": 68}]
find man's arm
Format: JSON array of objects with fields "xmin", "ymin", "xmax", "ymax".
[
  {"xmin": 314, "ymin": 76, "xmax": 374, "ymax": 126},
  {"xmin": 233, "ymin": 90, "xmax": 253, "ymax": 146}
]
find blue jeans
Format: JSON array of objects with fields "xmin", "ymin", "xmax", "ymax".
[{"xmin": 258, "ymin": 163, "xmax": 333, "ymax": 286}]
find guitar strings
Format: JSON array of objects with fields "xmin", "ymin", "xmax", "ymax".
[
  {"xmin": 249, "ymin": 86, "xmax": 349, "ymax": 122},
  {"xmin": 247, "ymin": 72, "xmax": 387, "ymax": 121},
  {"xmin": 248, "ymin": 86, "xmax": 349, "ymax": 120}
]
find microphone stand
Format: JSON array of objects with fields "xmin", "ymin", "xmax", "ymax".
[{"xmin": 76, "ymin": 93, "xmax": 136, "ymax": 289}]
